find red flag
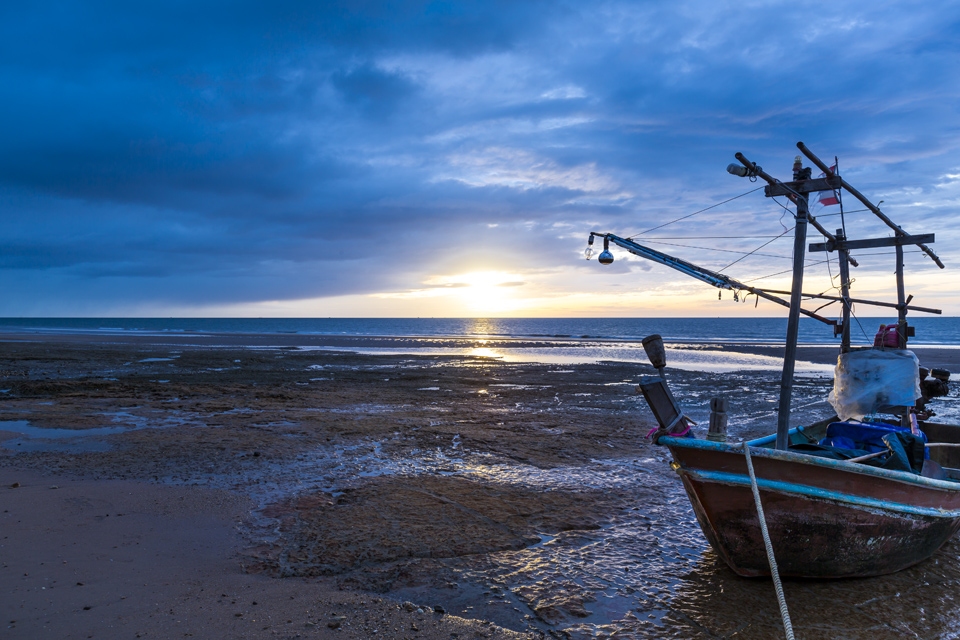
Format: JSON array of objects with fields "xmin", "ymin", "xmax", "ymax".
[
  {"xmin": 818, "ymin": 165, "xmax": 840, "ymax": 206},
  {"xmin": 818, "ymin": 191, "xmax": 840, "ymax": 206}
]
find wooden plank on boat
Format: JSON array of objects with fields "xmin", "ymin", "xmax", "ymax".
[{"xmin": 846, "ymin": 450, "xmax": 888, "ymax": 463}]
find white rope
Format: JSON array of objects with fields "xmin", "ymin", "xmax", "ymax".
[{"xmin": 742, "ymin": 442, "xmax": 796, "ymax": 639}]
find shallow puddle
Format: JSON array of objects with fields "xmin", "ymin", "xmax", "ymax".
[
  {"xmin": 311, "ymin": 343, "xmax": 835, "ymax": 374},
  {"xmin": 0, "ymin": 419, "xmax": 126, "ymax": 453}
]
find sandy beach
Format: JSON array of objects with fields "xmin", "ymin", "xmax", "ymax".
[{"xmin": 3, "ymin": 331, "xmax": 960, "ymax": 639}]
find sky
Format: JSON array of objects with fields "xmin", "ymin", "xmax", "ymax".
[{"xmin": 1, "ymin": 1, "xmax": 959, "ymax": 318}]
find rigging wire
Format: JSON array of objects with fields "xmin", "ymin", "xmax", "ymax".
[
  {"xmin": 849, "ymin": 307, "xmax": 870, "ymax": 342},
  {"xmin": 824, "ymin": 235, "xmax": 838, "ymax": 292},
  {"xmin": 812, "ymin": 299, "xmax": 837, "ymax": 315},
  {"xmin": 814, "ymin": 207, "xmax": 870, "ymax": 216},
  {"xmin": 819, "ymin": 231, "xmax": 854, "ymax": 330},
  {"xmin": 639, "ymin": 239, "xmax": 792, "ymax": 260},
  {"xmin": 742, "ymin": 258, "xmax": 833, "ymax": 283},
  {"xmin": 640, "ymin": 235, "xmax": 786, "ymax": 239},
  {"xmin": 624, "ymin": 185, "xmax": 765, "ymax": 239},
  {"xmin": 835, "ymin": 157, "xmax": 847, "ymax": 237},
  {"xmin": 609, "ymin": 164, "xmax": 915, "ymax": 333},
  {"xmin": 821, "ymin": 230, "xmax": 850, "ymax": 301},
  {"xmin": 717, "ymin": 225, "xmax": 795, "ymax": 273},
  {"xmin": 771, "ymin": 196, "xmax": 794, "ymax": 215}
]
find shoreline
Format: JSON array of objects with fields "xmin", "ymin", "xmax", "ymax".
[
  {"xmin": 3, "ymin": 328, "xmax": 959, "ymax": 371},
  {"xmin": 6, "ymin": 326, "xmax": 960, "ymax": 346}
]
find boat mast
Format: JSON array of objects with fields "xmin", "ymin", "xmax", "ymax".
[
  {"xmin": 731, "ymin": 151, "xmax": 816, "ymax": 450},
  {"xmin": 776, "ymin": 157, "xmax": 810, "ymax": 451}
]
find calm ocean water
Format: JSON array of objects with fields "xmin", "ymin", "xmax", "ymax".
[{"xmin": 1, "ymin": 316, "xmax": 959, "ymax": 345}]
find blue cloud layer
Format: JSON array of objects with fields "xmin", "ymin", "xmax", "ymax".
[{"xmin": 1, "ymin": 1, "xmax": 958, "ymax": 313}]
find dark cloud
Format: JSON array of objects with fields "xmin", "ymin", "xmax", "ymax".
[{"xmin": 331, "ymin": 64, "xmax": 419, "ymax": 117}]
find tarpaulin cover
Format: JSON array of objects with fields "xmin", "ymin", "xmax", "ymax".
[
  {"xmin": 879, "ymin": 431, "xmax": 926, "ymax": 473},
  {"xmin": 816, "ymin": 420, "xmax": 927, "ymax": 472},
  {"xmin": 822, "ymin": 421, "xmax": 926, "ymax": 452},
  {"xmin": 828, "ymin": 349, "xmax": 920, "ymax": 420},
  {"xmin": 789, "ymin": 442, "xmax": 871, "ymax": 460}
]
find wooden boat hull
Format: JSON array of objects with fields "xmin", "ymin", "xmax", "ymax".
[{"xmin": 661, "ymin": 436, "xmax": 960, "ymax": 578}]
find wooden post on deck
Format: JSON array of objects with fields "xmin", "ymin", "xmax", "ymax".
[
  {"xmin": 837, "ymin": 228, "xmax": 852, "ymax": 354},
  {"xmin": 894, "ymin": 243, "xmax": 914, "ymax": 429},
  {"xmin": 708, "ymin": 397, "xmax": 728, "ymax": 442},
  {"xmin": 895, "ymin": 244, "xmax": 908, "ymax": 349}
]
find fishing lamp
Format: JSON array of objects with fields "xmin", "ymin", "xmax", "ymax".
[
  {"xmin": 598, "ymin": 236, "xmax": 614, "ymax": 265},
  {"xmin": 726, "ymin": 163, "xmax": 751, "ymax": 177}
]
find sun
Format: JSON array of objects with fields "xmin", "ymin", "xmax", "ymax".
[{"xmin": 429, "ymin": 271, "xmax": 526, "ymax": 314}]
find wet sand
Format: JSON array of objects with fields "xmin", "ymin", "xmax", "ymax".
[
  {"xmin": 0, "ymin": 467, "xmax": 528, "ymax": 640},
  {"xmin": 2, "ymin": 332, "xmax": 959, "ymax": 638}
]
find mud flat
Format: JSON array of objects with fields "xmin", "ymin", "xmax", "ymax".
[{"xmin": 2, "ymin": 334, "xmax": 960, "ymax": 639}]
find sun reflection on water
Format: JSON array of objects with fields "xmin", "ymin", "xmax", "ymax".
[{"xmin": 467, "ymin": 346, "xmax": 503, "ymax": 359}]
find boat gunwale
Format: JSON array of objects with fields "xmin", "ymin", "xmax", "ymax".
[
  {"xmin": 680, "ymin": 468, "xmax": 960, "ymax": 518},
  {"xmin": 660, "ymin": 432, "xmax": 960, "ymax": 493}
]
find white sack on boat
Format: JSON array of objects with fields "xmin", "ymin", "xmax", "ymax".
[{"xmin": 828, "ymin": 349, "xmax": 921, "ymax": 420}]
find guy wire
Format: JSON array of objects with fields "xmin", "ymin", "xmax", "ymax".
[{"xmin": 625, "ymin": 186, "xmax": 765, "ymax": 239}]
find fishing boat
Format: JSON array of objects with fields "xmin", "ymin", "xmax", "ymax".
[{"xmin": 587, "ymin": 142, "xmax": 960, "ymax": 579}]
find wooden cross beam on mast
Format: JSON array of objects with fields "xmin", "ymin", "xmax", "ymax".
[
  {"xmin": 798, "ymin": 142, "xmax": 941, "ymax": 352},
  {"xmin": 735, "ymin": 143, "xmax": 943, "ymax": 444}
]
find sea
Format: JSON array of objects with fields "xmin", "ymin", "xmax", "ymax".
[
  {"xmin": 2, "ymin": 316, "xmax": 958, "ymax": 373},
  {"xmin": 2, "ymin": 316, "xmax": 959, "ymax": 344}
]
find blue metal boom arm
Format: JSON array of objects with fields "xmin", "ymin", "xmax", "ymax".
[
  {"xmin": 593, "ymin": 233, "xmax": 836, "ymax": 326},
  {"xmin": 606, "ymin": 234, "xmax": 735, "ymax": 290}
]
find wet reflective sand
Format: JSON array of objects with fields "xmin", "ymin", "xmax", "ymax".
[{"xmin": 1, "ymin": 336, "xmax": 959, "ymax": 638}]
